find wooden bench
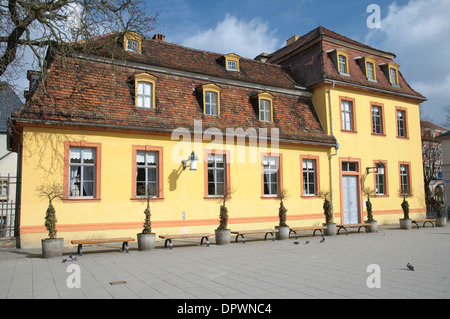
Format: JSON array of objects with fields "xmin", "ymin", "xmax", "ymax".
[
  {"xmin": 289, "ymin": 226, "xmax": 327, "ymax": 239},
  {"xmin": 231, "ymin": 229, "xmax": 274, "ymax": 244},
  {"xmin": 71, "ymin": 237, "xmax": 135, "ymax": 256},
  {"xmin": 412, "ymin": 219, "xmax": 436, "ymax": 229},
  {"xmin": 336, "ymin": 223, "xmax": 371, "ymax": 235},
  {"xmin": 159, "ymin": 233, "xmax": 212, "ymax": 249}
]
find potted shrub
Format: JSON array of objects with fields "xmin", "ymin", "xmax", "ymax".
[
  {"xmin": 215, "ymin": 187, "xmax": 232, "ymax": 245},
  {"xmin": 399, "ymin": 193, "xmax": 412, "ymax": 230},
  {"xmin": 137, "ymin": 185, "xmax": 157, "ymax": 251},
  {"xmin": 362, "ymin": 186, "xmax": 377, "ymax": 232},
  {"xmin": 37, "ymin": 183, "xmax": 64, "ymax": 258},
  {"xmin": 435, "ymin": 199, "xmax": 447, "ymax": 227},
  {"xmin": 320, "ymin": 190, "xmax": 335, "ymax": 236},
  {"xmin": 275, "ymin": 189, "xmax": 289, "ymax": 240}
]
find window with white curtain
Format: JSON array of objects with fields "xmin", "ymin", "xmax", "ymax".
[
  {"xmin": 263, "ymin": 156, "xmax": 279, "ymax": 196},
  {"xmin": 69, "ymin": 148, "xmax": 95, "ymax": 197},
  {"xmin": 136, "ymin": 151, "xmax": 159, "ymax": 197},
  {"xmin": 341, "ymin": 100, "xmax": 353, "ymax": 131},
  {"xmin": 303, "ymin": 159, "xmax": 316, "ymax": 195}
]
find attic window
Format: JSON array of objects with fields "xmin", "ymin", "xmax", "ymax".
[
  {"xmin": 224, "ymin": 54, "xmax": 241, "ymax": 71},
  {"xmin": 380, "ymin": 62, "xmax": 400, "ymax": 87},
  {"xmin": 252, "ymin": 92, "xmax": 275, "ymax": 122},
  {"xmin": 134, "ymin": 73, "xmax": 158, "ymax": 109},
  {"xmin": 328, "ymin": 49, "xmax": 350, "ymax": 76},
  {"xmin": 355, "ymin": 56, "xmax": 377, "ymax": 82},
  {"xmin": 124, "ymin": 32, "xmax": 144, "ymax": 54},
  {"xmin": 198, "ymin": 83, "xmax": 222, "ymax": 116}
]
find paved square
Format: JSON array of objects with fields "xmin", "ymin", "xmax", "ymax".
[{"xmin": 1, "ymin": 224, "xmax": 449, "ymax": 299}]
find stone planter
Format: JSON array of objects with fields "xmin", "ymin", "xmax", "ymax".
[
  {"xmin": 323, "ymin": 223, "xmax": 336, "ymax": 236},
  {"xmin": 137, "ymin": 233, "xmax": 155, "ymax": 251},
  {"xmin": 41, "ymin": 238, "xmax": 64, "ymax": 258},
  {"xmin": 436, "ymin": 217, "xmax": 447, "ymax": 227},
  {"xmin": 399, "ymin": 218, "xmax": 412, "ymax": 230},
  {"xmin": 215, "ymin": 229, "xmax": 231, "ymax": 245},
  {"xmin": 366, "ymin": 220, "xmax": 378, "ymax": 232},
  {"xmin": 275, "ymin": 226, "xmax": 289, "ymax": 240}
]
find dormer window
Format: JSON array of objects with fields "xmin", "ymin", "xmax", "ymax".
[
  {"xmin": 198, "ymin": 83, "xmax": 222, "ymax": 116},
  {"xmin": 328, "ymin": 49, "xmax": 350, "ymax": 76},
  {"xmin": 252, "ymin": 92, "xmax": 274, "ymax": 122},
  {"xmin": 355, "ymin": 56, "xmax": 377, "ymax": 82},
  {"xmin": 380, "ymin": 62, "xmax": 400, "ymax": 87},
  {"xmin": 223, "ymin": 54, "xmax": 241, "ymax": 72},
  {"xmin": 124, "ymin": 32, "xmax": 144, "ymax": 54},
  {"xmin": 135, "ymin": 73, "xmax": 157, "ymax": 109}
]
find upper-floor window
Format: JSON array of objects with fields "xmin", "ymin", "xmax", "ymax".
[
  {"xmin": 252, "ymin": 92, "xmax": 274, "ymax": 122},
  {"xmin": 371, "ymin": 105, "xmax": 384, "ymax": 135},
  {"xmin": 135, "ymin": 73, "xmax": 157, "ymax": 109},
  {"xmin": 341, "ymin": 99, "xmax": 355, "ymax": 132},
  {"xmin": 260, "ymin": 99, "xmax": 271, "ymax": 122},
  {"xmin": 227, "ymin": 60, "xmax": 238, "ymax": 71},
  {"xmin": 396, "ymin": 108, "xmax": 408, "ymax": 138}
]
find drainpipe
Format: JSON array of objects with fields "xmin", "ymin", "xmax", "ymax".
[{"xmin": 328, "ymin": 81, "xmax": 339, "ymax": 223}]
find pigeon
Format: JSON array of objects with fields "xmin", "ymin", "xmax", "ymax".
[
  {"xmin": 319, "ymin": 237, "xmax": 325, "ymax": 243},
  {"xmin": 61, "ymin": 258, "xmax": 67, "ymax": 263},
  {"xmin": 69, "ymin": 254, "xmax": 78, "ymax": 261},
  {"xmin": 407, "ymin": 263, "xmax": 414, "ymax": 271},
  {"xmin": 305, "ymin": 241, "xmax": 310, "ymax": 244},
  {"xmin": 293, "ymin": 241, "xmax": 300, "ymax": 245}
]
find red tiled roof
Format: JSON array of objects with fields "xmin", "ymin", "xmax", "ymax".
[
  {"xmin": 13, "ymin": 53, "xmax": 336, "ymax": 146},
  {"xmin": 268, "ymin": 26, "xmax": 425, "ymax": 101}
]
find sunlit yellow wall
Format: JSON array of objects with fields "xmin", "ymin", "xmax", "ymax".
[
  {"xmin": 19, "ymin": 126, "xmax": 332, "ymax": 247},
  {"xmin": 313, "ymin": 84, "xmax": 426, "ymax": 224}
]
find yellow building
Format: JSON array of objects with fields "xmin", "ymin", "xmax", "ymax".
[{"xmin": 10, "ymin": 27, "xmax": 426, "ymax": 248}]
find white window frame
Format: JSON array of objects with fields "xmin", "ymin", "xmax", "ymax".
[
  {"xmin": 366, "ymin": 62, "xmax": 375, "ymax": 81},
  {"xmin": 205, "ymin": 91, "xmax": 218, "ymax": 116},
  {"xmin": 341, "ymin": 100, "xmax": 353, "ymax": 131},
  {"xmin": 400, "ymin": 164, "xmax": 410, "ymax": 195},
  {"xmin": 263, "ymin": 156, "xmax": 279, "ymax": 196},
  {"xmin": 137, "ymin": 81, "xmax": 153, "ymax": 109},
  {"xmin": 375, "ymin": 163, "xmax": 385, "ymax": 195},
  {"xmin": 69, "ymin": 147, "xmax": 96, "ymax": 198},
  {"xmin": 127, "ymin": 39, "xmax": 140, "ymax": 53},
  {"xmin": 303, "ymin": 159, "xmax": 316, "ymax": 196},
  {"xmin": 339, "ymin": 55, "xmax": 348, "ymax": 75},
  {"xmin": 397, "ymin": 110, "xmax": 406, "ymax": 137},
  {"xmin": 136, "ymin": 150, "xmax": 159, "ymax": 197},
  {"xmin": 207, "ymin": 154, "xmax": 226, "ymax": 196},
  {"xmin": 372, "ymin": 106, "xmax": 382, "ymax": 134},
  {"xmin": 260, "ymin": 99, "xmax": 271, "ymax": 122}
]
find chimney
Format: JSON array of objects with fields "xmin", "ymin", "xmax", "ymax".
[
  {"xmin": 152, "ymin": 33, "xmax": 165, "ymax": 42},
  {"xmin": 254, "ymin": 53, "xmax": 269, "ymax": 63},
  {"xmin": 286, "ymin": 35, "xmax": 300, "ymax": 46}
]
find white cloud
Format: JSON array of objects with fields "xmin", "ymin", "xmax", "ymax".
[
  {"xmin": 365, "ymin": 0, "xmax": 450, "ymax": 121},
  {"xmin": 181, "ymin": 14, "xmax": 281, "ymax": 59}
]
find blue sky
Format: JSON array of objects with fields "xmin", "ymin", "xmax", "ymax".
[{"xmin": 148, "ymin": 0, "xmax": 450, "ymax": 127}]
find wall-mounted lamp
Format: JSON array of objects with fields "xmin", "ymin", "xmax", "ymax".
[
  {"xmin": 182, "ymin": 151, "xmax": 199, "ymax": 171},
  {"xmin": 366, "ymin": 162, "xmax": 385, "ymax": 174}
]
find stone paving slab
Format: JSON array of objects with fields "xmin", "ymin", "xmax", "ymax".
[{"xmin": 1, "ymin": 224, "xmax": 450, "ymax": 302}]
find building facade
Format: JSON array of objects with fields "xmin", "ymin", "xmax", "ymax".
[{"xmin": 10, "ymin": 28, "xmax": 426, "ymax": 247}]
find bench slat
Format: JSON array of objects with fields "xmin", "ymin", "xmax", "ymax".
[
  {"xmin": 231, "ymin": 229, "xmax": 273, "ymax": 235},
  {"xmin": 159, "ymin": 233, "xmax": 212, "ymax": 239},
  {"xmin": 71, "ymin": 237, "xmax": 135, "ymax": 245}
]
